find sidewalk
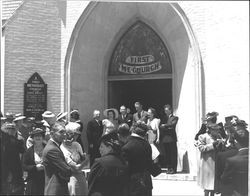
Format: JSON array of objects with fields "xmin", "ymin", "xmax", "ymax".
[{"xmin": 152, "ymin": 173, "xmax": 203, "ymax": 196}]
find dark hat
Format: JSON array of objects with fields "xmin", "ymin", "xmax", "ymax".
[
  {"xmin": 30, "ymin": 127, "xmax": 45, "ymax": 136},
  {"xmin": 100, "ymin": 132, "xmax": 120, "ymax": 152},
  {"xmin": 225, "ymin": 115, "xmax": 239, "ymax": 123},
  {"xmin": 204, "ymin": 112, "xmax": 218, "ymax": 121},
  {"xmin": 100, "ymin": 131, "xmax": 118, "ymax": 143},
  {"xmin": 235, "ymin": 119, "xmax": 248, "ymax": 129},
  {"xmin": 33, "ymin": 121, "xmax": 45, "ymax": 131}
]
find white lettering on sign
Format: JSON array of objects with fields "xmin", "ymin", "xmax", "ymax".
[
  {"xmin": 125, "ymin": 55, "xmax": 154, "ymax": 65},
  {"xmin": 119, "ymin": 61, "xmax": 162, "ymax": 74}
]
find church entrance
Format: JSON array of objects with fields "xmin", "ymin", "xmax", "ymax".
[
  {"xmin": 107, "ymin": 20, "xmax": 173, "ymax": 118},
  {"xmin": 108, "ymin": 78, "xmax": 172, "ymax": 118}
]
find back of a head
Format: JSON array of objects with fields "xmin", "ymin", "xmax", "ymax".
[
  {"xmin": 235, "ymin": 129, "xmax": 249, "ymax": 147},
  {"xmin": 118, "ymin": 123, "xmax": 130, "ymax": 137},
  {"xmin": 51, "ymin": 122, "xmax": 65, "ymax": 134},
  {"xmin": 132, "ymin": 122, "xmax": 148, "ymax": 137}
]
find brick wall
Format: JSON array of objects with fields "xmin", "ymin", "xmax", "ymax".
[
  {"xmin": 180, "ymin": 1, "xmax": 249, "ymax": 122},
  {"xmin": 4, "ymin": 0, "xmax": 62, "ymax": 115}
]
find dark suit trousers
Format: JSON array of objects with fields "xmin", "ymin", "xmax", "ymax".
[{"xmin": 162, "ymin": 142, "xmax": 177, "ymax": 171}]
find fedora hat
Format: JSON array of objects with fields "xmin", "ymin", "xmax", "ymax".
[
  {"xmin": 13, "ymin": 113, "xmax": 26, "ymax": 122},
  {"xmin": 103, "ymin": 108, "xmax": 119, "ymax": 119},
  {"xmin": 42, "ymin": 111, "xmax": 55, "ymax": 118},
  {"xmin": 30, "ymin": 127, "xmax": 45, "ymax": 137},
  {"xmin": 56, "ymin": 112, "xmax": 68, "ymax": 121}
]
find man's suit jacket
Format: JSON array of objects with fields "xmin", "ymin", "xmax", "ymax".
[
  {"xmin": 221, "ymin": 148, "xmax": 248, "ymax": 196},
  {"xmin": 122, "ymin": 136, "xmax": 153, "ymax": 190},
  {"xmin": 214, "ymin": 147, "xmax": 238, "ymax": 194},
  {"xmin": 118, "ymin": 113, "xmax": 133, "ymax": 127},
  {"xmin": 133, "ymin": 110, "xmax": 148, "ymax": 124},
  {"xmin": 87, "ymin": 119, "xmax": 103, "ymax": 150},
  {"xmin": 42, "ymin": 140, "xmax": 72, "ymax": 195},
  {"xmin": 160, "ymin": 114, "xmax": 178, "ymax": 143}
]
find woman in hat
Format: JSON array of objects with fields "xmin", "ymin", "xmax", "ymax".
[
  {"xmin": 197, "ymin": 123, "xmax": 224, "ymax": 196},
  {"xmin": 22, "ymin": 127, "xmax": 46, "ymax": 195},
  {"xmin": 60, "ymin": 122, "xmax": 88, "ymax": 196},
  {"xmin": 102, "ymin": 108, "xmax": 119, "ymax": 135},
  {"xmin": 88, "ymin": 132, "xmax": 129, "ymax": 196}
]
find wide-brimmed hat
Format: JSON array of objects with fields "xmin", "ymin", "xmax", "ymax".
[
  {"xmin": 56, "ymin": 112, "xmax": 68, "ymax": 121},
  {"xmin": 42, "ymin": 111, "xmax": 55, "ymax": 118},
  {"xmin": 13, "ymin": 113, "xmax": 26, "ymax": 122},
  {"xmin": 65, "ymin": 122, "xmax": 81, "ymax": 134},
  {"xmin": 103, "ymin": 108, "xmax": 119, "ymax": 119},
  {"xmin": 235, "ymin": 119, "xmax": 248, "ymax": 129},
  {"xmin": 29, "ymin": 127, "xmax": 45, "ymax": 137}
]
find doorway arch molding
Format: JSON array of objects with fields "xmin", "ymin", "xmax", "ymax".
[{"xmin": 64, "ymin": 2, "xmax": 204, "ymax": 174}]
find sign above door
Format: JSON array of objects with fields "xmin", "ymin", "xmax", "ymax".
[{"xmin": 109, "ymin": 21, "xmax": 172, "ymax": 76}]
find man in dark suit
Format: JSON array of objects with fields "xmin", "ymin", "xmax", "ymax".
[
  {"xmin": 159, "ymin": 104, "xmax": 178, "ymax": 174},
  {"xmin": 87, "ymin": 110, "xmax": 103, "ymax": 166},
  {"xmin": 133, "ymin": 102, "xmax": 148, "ymax": 124},
  {"xmin": 122, "ymin": 123, "xmax": 153, "ymax": 196},
  {"xmin": 42, "ymin": 122, "xmax": 72, "ymax": 195},
  {"xmin": 221, "ymin": 120, "xmax": 249, "ymax": 196},
  {"xmin": 118, "ymin": 105, "xmax": 133, "ymax": 127}
]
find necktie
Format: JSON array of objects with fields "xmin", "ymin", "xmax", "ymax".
[{"xmin": 138, "ymin": 112, "xmax": 141, "ymax": 119}]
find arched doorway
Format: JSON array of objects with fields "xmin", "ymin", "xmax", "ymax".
[
  {"xmin": 107, "ymin": 21, "xmax": 173, "ymax": 117},
  {"xmin": 65, "ymin": 2, "xmax": 204, "ymax": 174}
]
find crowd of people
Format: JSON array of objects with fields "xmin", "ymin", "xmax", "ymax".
[
  {"xmin": 0, "ymin": 103, "xmax": 248, "ymax": 196},
  {"xmin": 194, "ymin": 112, "xmax": 249, "ymax": 196}
]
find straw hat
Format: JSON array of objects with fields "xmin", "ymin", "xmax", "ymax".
[
  {"xmin": 56, "ymin": 112, "xmax": 68, "ymax": 121},
  {"xmin": 13, "ymin": 113, "xmax": 26, "ymax": 122},
  {"xmin": 42, "ymin": 111, "xmax": 55, "ymax": 118}
]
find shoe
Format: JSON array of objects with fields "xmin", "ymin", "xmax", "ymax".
[{"xmin": 167, "ymin": 168, "xmax": 176, "ymax": 174}]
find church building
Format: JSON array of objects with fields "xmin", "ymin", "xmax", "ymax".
[{"xmin": 1, "ymin": 1, "xmax": 249, "ymax": 175}]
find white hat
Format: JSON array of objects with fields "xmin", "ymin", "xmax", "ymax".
[
  {"xmin": 56, "ymin": 112, "xmax": 68, "ymax": 121},
  {"xmin": 65, "ymin": 122, "xmax": 81, "ymax": 134},
  {"xmin": 103, "ymin": 108, "xmax": 119, "ymax": 119},
  {"xmin": 13, "ymin": 113, "xmax": 26, "ymax": 122},
  {"xmin": 42, "ymin": 111, "xmax": 55, "ymax": 118}
]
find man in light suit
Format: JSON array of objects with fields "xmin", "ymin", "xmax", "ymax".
[
  {"xmin": 42, "ymin": 122, "xmax": 72, "ymax": 195},
  {"xmin": 87, "ymin": 110, "xmax": 103, "ymax": 166},
  {"xmin": 159, "ymin": 104, "xmax": 178, "ymax": 174},
  {"xmin": 133, "ymin": 102, "xmax": 148, "ymax": 124}
]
